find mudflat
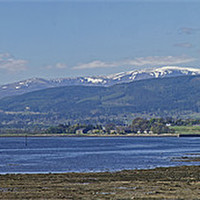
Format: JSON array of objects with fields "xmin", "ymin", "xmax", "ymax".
[{"xmin": 0, "ymin": 165, "xmax": 200, "ymax": 199}]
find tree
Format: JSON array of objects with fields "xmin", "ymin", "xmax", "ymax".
[{"xmin": 131, "ymin": 118, "xmax": 149, "ymax": 133}]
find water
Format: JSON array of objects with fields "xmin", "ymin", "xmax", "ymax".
[{"xmin": 0, "ymin": 136, "xmax": 199, "ymax": 174}]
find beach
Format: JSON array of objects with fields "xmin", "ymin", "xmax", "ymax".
[{"xmin": 0, "ymin": 165, "xmax": 200, "ymax": 199}]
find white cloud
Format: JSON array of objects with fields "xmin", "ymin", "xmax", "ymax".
[
  {"xmin": 73, "ymin": 60, "xmax": 117, "ymax": 70},
  {"xmin": 73, "ymin": 55, "xmax": 196, "ymax": 70},
  {"xmin": 126, "ymin": 56, "xmax": 195, "ymax": 66},
  {"xmin": 179, "ymin": 27, "xmax": 200, "ymax": 35},
  {"xmin": 0, "ymin": 53, "xmax": 28, "ymax": 72},
  {"xmin": 46, "ymin": 62, "xmax": 68, "ymax": 70},
  {"xmin": 55, "ymin": 63, "xmax": 68, "ymax": 69},
  {"xmin": 174, "ymin": 43, "xmax": 193, "ymax": 48}
]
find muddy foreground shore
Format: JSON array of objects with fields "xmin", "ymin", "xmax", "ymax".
[{"xmin": 0, "ymin": 165, "xmax": 200, "ymax": 199}]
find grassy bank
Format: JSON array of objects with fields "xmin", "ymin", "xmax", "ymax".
[
  {"xmin": 172, "ymin": 125, "xmax": 200, "ymax": 135},
  {"xmin": 0, "ymin": 165, "xmax": 200, "ymax": 199}
]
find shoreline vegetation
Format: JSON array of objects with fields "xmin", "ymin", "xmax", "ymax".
[
  {"xmin": 2, "ymin": 117, "xmax": 200, "ymax": 136},
  {"xmin": 0, "ymin": 165, "xmax": 199, "ymax": 199}
]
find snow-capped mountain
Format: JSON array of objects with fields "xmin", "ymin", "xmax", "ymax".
[{"xmin": 1, "ymin": 66, "xmax": 200, "ymax": 99}]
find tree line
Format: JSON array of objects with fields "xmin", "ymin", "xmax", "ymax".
[{"xmin": 45, "ymin": 117, "xmax": 177, "ymax": 134}]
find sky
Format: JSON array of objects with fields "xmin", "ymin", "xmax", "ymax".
[{"xmin": 0, "ymin": 0, "xmax": 200, "ymax": 85}]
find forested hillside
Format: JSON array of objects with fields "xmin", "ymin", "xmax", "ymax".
[{"xmin": 0, "ymin": 75, "xmax": 200, "ymax": 120}]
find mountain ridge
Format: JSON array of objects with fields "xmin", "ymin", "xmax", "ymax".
[
  {"xmin": 1, "ymin": 66, "xmax": 200, "ymax": 99},
  {"xmin": 1, "ymin": 74, "xmax": 200, "ymax": 115},
  {"xmin": 1, "ymin": 74, "xmax": 200, "ymax": 126}
]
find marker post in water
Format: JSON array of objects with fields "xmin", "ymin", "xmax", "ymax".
[{"xmin": 25, "ymin": 135, "xmax": 27, "ymax": 147}]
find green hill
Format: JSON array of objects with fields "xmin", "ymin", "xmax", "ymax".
[{"xmin": 0, "ymin": 75, "xmax": 200, "ymax": 120}]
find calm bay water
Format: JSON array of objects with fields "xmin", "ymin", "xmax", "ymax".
[{"xmin": 0, "ymin": 136, "xmax": 200, "ymax": 174}]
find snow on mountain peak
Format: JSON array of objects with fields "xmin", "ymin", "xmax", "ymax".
[
  {"xmin": 103, "ymin": 66, "xmax": 200, "ymax": 82},
  {"xmin": 1, "ymin": 66, "xmax": 200, "ymax": 99},
  {"xmin": 85, "ymin": 77, "xmax": 106, "ymax": 84}
]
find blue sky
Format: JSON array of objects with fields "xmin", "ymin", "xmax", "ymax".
[{"xmin": 0, "ymin": 0, "xmax": 200, "ymax": 84}]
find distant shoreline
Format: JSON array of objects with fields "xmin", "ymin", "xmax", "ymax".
[
  {"xmin": 0, "ymin": 133, "xmax": 179, "ymax": 137},
  {"xmin": 2, "ymin": 133, "xmax": 200, "ymax": 137}
]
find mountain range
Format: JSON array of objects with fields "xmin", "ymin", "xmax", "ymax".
[
  {"xmin": 1, "ymin": 73, "xmax": 200, "ymax": 119},
  {"xmin": 1, "ymin": 66, "xmax": 200, "ymax": 99},
  {"xmin": 1, "ymin": 66, "xmax": 200, "ymax": 127}
]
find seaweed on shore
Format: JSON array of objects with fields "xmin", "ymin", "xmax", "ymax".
[{"xmin": 0, "ymin": 165, "xmax": 200, "ymax": 199}]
